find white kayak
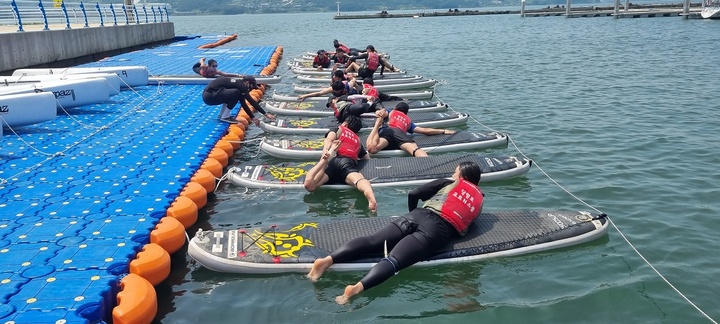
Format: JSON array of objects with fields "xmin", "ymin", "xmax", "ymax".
[
  {"xmin": 0, "ymin": 78, "xmax": 111, "ymax": 109},
  {"xmin": 0, "ymin": 92, "xmax": 57, "ymax": 127},
  {"xmin": 12, "ymin": 66, "xmax": 149, "ymax": 88},
  {"xmin": 1, "ymin": 73, "xmax": 122, "ymax": 95}
]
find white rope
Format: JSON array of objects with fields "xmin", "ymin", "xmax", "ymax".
[
  {"xmin": 453, "ymin": 100, "xmax": 717, "ymax": 323},
  {"xmin": 55, "ymin": 100, "xmax": 104, "ymax": 130},
  {"xmin": 0, "ymin": 84, "xmax": 163, "ymax": 186}
]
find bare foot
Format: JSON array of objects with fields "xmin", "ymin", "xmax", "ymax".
[
  {"xmin": 307, "ymin": 257, "xmax": 333, "ymax": 282},
  {"xmin": 335, "ymin": 283, "xmax": 365, "ymax": 305}
]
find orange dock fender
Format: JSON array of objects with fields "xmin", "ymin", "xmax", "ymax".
[
  {"xmin": 191, "ymin": 168, "xmax": 216, "ymax": 194},
  {"xmin": 166, "ymin": 195, "xmax": 198, "ymax": 229},
  {"xmin": 208, "ymin": 147, "xmax": 228, "ymax": 168},
  {"xmin": 180, "ymin": 181, "xmax": 208, "ymax": 209},
  {"xmin": 130, "ymin": 243, "xmax": 171, "ymax": 286},
  {"xmin": 223, "ymin": 132, "xmax": 242, "ymax": 151},
  {"xmin": 200, "ymin": 157, "xmax": 223, "ymax": 178},
  {"xmin": 215, "ymin": 139, "xmax": 234, "ymax": 158},
  {"xmin": 150, "ymin": 216, "xmax": 186, "ymax": 255},
  {"xmin": 112, "ymin": 273, "xmax": 157, "ymax": 324}
]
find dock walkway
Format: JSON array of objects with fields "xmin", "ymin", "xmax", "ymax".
[{"xmin": 0, "ymin": 36, "xmax": 279, "ymax": 323}]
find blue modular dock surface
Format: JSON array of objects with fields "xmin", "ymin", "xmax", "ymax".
[{"xmin": 0, "ymin": 35, "xmax": 278, "ymax": 323}]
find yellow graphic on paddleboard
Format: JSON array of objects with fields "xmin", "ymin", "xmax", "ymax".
[
  {"xmin": 267, "ymin": 162, "xmax": 316, "ymax": 182},
  {"xmin": 290, "ymin": 102, "xmax": 315, "ymax": 111},
  {"xmin": 252, "ymin": 223, "xmax": 318, "ymax": 258},
  {"xmin": 289, "ymin": 119, "xmax": 318, "ymax": 128},
  {"xmin": 294, "ymin": 139, "xmax": 324, "ymax": 149}
]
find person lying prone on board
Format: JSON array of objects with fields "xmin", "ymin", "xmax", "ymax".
[
  {"xmin": 307, "ymin": 161, "xmax": 484, "ymax": 305},
  {"xmin": 366, "ymin": 102, "xmax": 456, "ymax": 157},
  {"xmin": 304, "ymin": 115, "xmax": 378, "ymax": 213}
]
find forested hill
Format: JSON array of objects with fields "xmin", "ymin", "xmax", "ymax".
[{"xmin": 151, "ymin": 0, "xmax": 594, "ymax": 15}]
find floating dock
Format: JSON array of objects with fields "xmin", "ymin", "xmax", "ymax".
[
  {"xmin": 333, "ymin": 3, "xmax": 703, "ymax": 19},
  {"xmin": 0, "ymin": 35, "xmax": 282, "ymax": 323}
]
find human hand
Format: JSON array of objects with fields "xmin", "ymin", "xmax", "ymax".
[
  {"xmin": 368, "ymin": 200, "xmax": 377, "ymax": 213},
  {"xmin": 375, "ymin": 110, "xmax": 388, "ymax": 118},
  {"xmin": 265, "ymin": 113, "xmax": 275, "ymax": 120},
  {"xmin": 252, "ymin": 117, "xmax": 260, "ymax": 127}
]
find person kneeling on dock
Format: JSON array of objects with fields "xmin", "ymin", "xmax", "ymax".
[
  {"xmin": 307, "ymin": 161, "xmax": 484, "ymax": 305},
  {"xmin": 366, "ymin": 102, "xmax": 456, "ymax": 157},
  {"xmin": 202, "ymin": 76, "xmax": 275, "ymax": 125},
  {"xmin": 304, "ymin": 115, "xmax": 378, "ymax": 212}
]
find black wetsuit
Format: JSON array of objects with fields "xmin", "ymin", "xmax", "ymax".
[
  {"xmin": 334, "ymin": 99, "xmax": 378, "ymax": 123},
  {"xmin": 202, "ymin": 77, "xmax": 267, "ymax": 119},
  {"xmin": 328, "ymin": 178, "xmax": 460, "ymax": 291}
]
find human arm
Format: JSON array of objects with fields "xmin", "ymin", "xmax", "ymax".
[
  {"xmin": 241, "ymin": 92, "xmax": 275, "ymax": 126},
  {"xmin": 407, "ymin": 178, "xmax": 453, "ymax": 211},
  {"xmin": 322, "ymin": 127, "xmax": 340, "ymax": 159},
  {"xmin": 413, "ymin": 126, "xmax": 456, "ymax": 136},
  {"xmin": 348, "ymin": 52, "xmax": 368, "ymax": 64},
  {"xmin": 298, "ymin": 87, "xmax": 334, "ymax": 101}
]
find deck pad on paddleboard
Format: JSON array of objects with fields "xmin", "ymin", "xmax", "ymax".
[
  {"xmin": 263, "ymin": 100, "xmax": 447, "ymax": 116},
  {"xmin": 188, "ymin": 210, "xmax": 608, "ymax": 273},
  {"xmin": 259, "ymin": 131, "xmax": 509, "ymax": 159},
  {"xmin": 260, "ymin": 112, "xmax": 468, "ymax": 135},
  {"xmin": 226, "ymin": 154, "xmax": 531, "ymax": 189}
]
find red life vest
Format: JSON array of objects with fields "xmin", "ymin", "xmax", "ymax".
[
  {"xmin": 338, "ymin": 44, "xmax": 350, "ymax": 54},
  {"xmin": 362, "ymin": 84, "xmax": 379, "ymax": 101},
  {"xmin": 388, "ymin": 110, "xmax": 411, "ymax": 132},
  {"xmin": 366, "ymin": 52, "xmax": 380, "ymax": 71},
  {"xmin": 439, "ymin": 179, "xmax": 484, "ymax": 235},
  {"xmin": 314, "ymin": 54, "xmax": 330, "ymax": 67},
  {"xmin": 336, "ymin": 125, "xmax": 361, "ymax": 160}
]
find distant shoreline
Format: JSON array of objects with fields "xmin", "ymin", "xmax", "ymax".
[{"xmin": 333, "ymin": 2, "xmax": 699, "ymax": 19}]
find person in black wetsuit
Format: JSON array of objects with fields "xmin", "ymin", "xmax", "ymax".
[
  {"xmin": 202, "ymin": 76, "xmax": 275, "ymax": 125},
  {"xmin": 306, "ymin": 161, "xmax": 485, "ymax": 304}
]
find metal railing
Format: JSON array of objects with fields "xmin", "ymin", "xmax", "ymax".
[{"xmin": 0, "ymin": 0, "xmax": 171, "ymax": 32}]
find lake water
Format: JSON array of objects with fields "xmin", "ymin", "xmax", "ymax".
[{"xmin": 157, "ymin": 11, "xmax": 720, "ymax": 323}]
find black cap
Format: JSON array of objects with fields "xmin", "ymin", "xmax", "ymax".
[
  {"xmin": 366, "ymin": 45, "xmax": 375, "ymax": 51},
  {"xmin": 242, "ymin": 75, "xmax": 258, "ymax": 89},
  {"xmin": 317, "ymin": 49, "xmax": 326, "ymax": 55}
]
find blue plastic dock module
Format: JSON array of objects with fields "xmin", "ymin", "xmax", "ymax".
[{"xmin": 0, "ymin": 37, "xmax": 278, "ymax": 323}]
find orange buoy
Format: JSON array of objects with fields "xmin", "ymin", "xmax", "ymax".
[
  {"xmin": 201, "ymin": 157, "xmax": 223, "ymax": 178},
  {"xmin": 215, "ymin": 139, "xmax": 234, "ymax": 158},
  {"xmin": 166, "ymin": 195, "xmax": 198, "ymax": 229},
  {"xmin": 180, "ymin": 181, "xmax": 208, "ymax": 209},
  {"xmin": 191, "ymin": 168, "xmax": 216, "ymax": 194},
  {"xmin": 223, "ymin": 132, "xmax": 241, "ymax": 151},
  {"xmin": 150, "ymin": 217, "xmax": 186, "ymax": 255},
  {"xmin": 229, "ymin": 122, "xmax": 245, "ymax": 132},
  {"xmin": 237, "ymin": 116, "xmax": 250, "ymax": 128},
  {"xmin": 238, "ymin": 109, "xmax": 251, "ymax": 120},
  {"xmin": 208, "ymin": 147, "xmax": 228, "ymax": 167},
  {"xmin": 112, "ymin": 273, "xmax": 157, "ymax": 324},
  {"xmin": 130, "ymin": 243, "xmax": 171, "ymax": 286}
]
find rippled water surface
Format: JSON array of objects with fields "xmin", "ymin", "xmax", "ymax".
[{"xmin": 156, "ymin": 11, "xmax": 720, "ymax": 323}]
